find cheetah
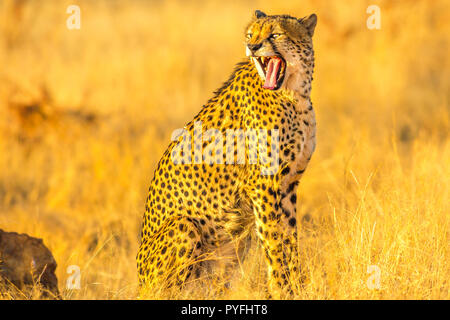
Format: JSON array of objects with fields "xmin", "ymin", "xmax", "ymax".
[{"xmin": 137, "ymin": 10, "xmax": 317, "ymax": 298}]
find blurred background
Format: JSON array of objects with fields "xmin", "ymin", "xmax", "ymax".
[{"xmin": 0, "ymin": 0, "xmax": 448, "ymax": 299}]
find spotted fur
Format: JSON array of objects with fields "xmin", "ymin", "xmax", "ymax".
[{"xmin": 137, "ymin": 11, "xmax": 317, "ymax": 298}]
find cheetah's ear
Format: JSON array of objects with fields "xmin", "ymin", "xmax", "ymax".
[
  {"xmin": 255, "ymin": 10, "xmax": 267, "ymax": 19},
  {"xmin": 299, "ymin": 13, "xmax": 317, "ymax": 37}
]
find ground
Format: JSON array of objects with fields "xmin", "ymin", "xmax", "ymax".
[{"xmin": 0, "ymin": 0, "xmax": 448, "ymax": 299}]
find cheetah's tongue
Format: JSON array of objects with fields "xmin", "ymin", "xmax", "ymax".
[{"xmin": 263, "ymin": 58, "xmax": 281, "ymax": 90}]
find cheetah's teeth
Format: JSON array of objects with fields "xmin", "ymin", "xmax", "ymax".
[{"xmin": 252, "ymin": 57, "xmax": 266, "ymax": 81}]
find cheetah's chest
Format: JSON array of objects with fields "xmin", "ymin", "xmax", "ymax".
[{"xmin": 279, "ymin": 102, "xmax": 316, "ymax": 183}]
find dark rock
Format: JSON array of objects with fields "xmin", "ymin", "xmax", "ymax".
[{"xmin": 0, "ymin": 229, "xmax": 60, "ymax": 298}]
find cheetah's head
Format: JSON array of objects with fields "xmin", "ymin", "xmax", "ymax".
[{"xmin": 245, "ymin": 10, "xmax": 317, "ymax": 91}]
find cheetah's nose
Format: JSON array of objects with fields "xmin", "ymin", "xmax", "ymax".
[{"xmin": 247, "ymin": 43, "xmax": 262, "ymax": 53}]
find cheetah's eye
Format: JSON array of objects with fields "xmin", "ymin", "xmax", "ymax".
[
  {"xmin": 246, "ymin": 33, "xmax": 252, "ymax": 41},
  {"xmin": 270, "ymin": 33, "xmax": 282, "ymax": 39}
]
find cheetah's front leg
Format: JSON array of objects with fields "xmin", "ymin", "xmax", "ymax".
[{"xmin": 247, "ymin": 175, "xmax": 301, "ymax": 299}]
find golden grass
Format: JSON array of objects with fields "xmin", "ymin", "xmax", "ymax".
[{"xmin": 0, "ymin": 0, "xmax": 448, "ymax": 299}]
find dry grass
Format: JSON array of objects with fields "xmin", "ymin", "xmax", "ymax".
[{"xmin": 0, "ymin": 0, "xmax": 448, "ymax": 299}]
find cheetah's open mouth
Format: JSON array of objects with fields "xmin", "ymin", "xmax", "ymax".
[{"xmin": 251, "ymin": 56, "xmax": 286, "ymax": 90}]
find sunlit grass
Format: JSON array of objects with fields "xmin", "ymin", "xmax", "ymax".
[{"xmin": 0, "ymin": 0, "xmax": 448, "ymax": 299}]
